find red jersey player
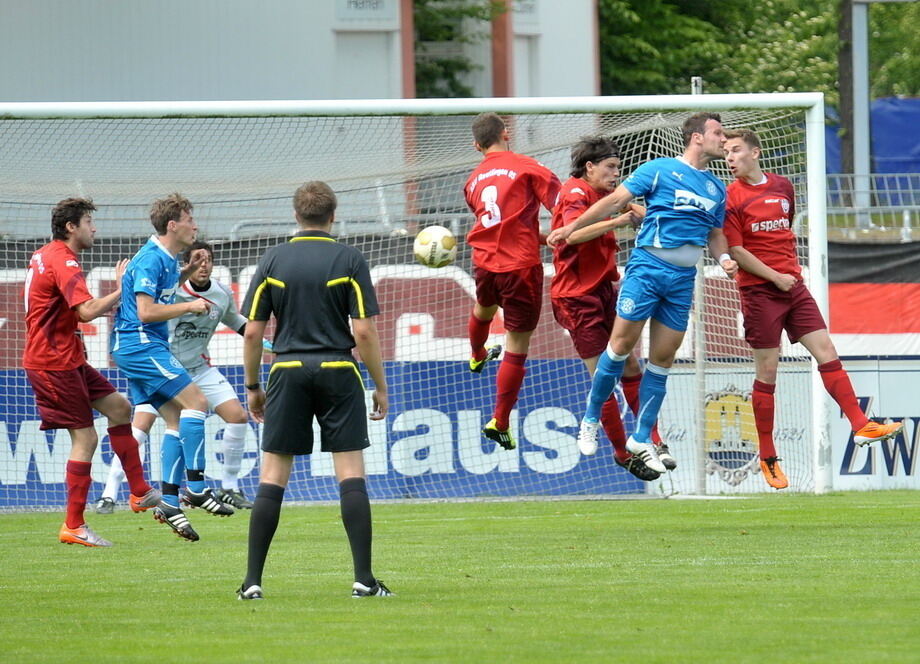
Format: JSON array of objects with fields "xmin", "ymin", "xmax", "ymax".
[
  {"xmin": 549, "ymin": 136, "xmax": 670, "ymax": 480},
  {"xmin": 24, "ymin": 198, "xmax": 160, "ymax": 546},
  {"xmin": 724, "ymin": 129, "xmax": 902, "ymax": 489},
  {"xmin": 464, "ymin": 112, "xmax": 561, "ymax": 449}
]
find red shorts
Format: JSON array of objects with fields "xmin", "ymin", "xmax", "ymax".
[
  {"xmin": 26, "ymin": 364, "xmax": 116, "ymax": 430},
  {"xmin": 739, "ymin": 280, "xmax": 826, "ymax": 349},
  {"xmin": 551, "ymin": 281, "xmax": 616, "ymax": 359},
  {"xmin": 474, "ymin": 264, "xmax": 543, "ymax": 332}
]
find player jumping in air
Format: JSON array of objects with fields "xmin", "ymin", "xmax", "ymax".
[
  {"xmin": 96, "ymin": 240, "xmax": 272, "ymax": 513},
  {"xmin": 548, "ymin": 113, "xmax": 738, "ymax": 473},
  {"xmin": 23, "ymin": 198, "xmax": 160, "ymax": 547},
  {"xmin": 464, "ymin": 112, "xmax": 561, "ymax": 450},
  {"xmin": 112, "ymin": 194, "xmax": 234, "ymax": 542},
  {"xmin": 549, "ymin": 136, "xmax": 666, "ymax": 480},
  {"xmin": 723, "ymin": 129, "xmax": 903, "ymax": 489}
]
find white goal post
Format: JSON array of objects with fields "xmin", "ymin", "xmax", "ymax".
[{"xmin": 0, "ymin": 93, "xmax": 831, "ymax": 509}]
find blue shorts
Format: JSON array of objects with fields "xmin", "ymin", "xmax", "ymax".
[
  {"xmin": 616, "ymin": 248, "xmax": 696, "ymax": 332},
  {"xmin": 112, "ymin": 341, "xmax": 193, "ymax": 409}
]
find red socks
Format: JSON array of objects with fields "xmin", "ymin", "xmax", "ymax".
[
  {"xmin": 621, "ymin": 373, "xmax": 662, "ymax": 444},
  {"xmin": 107, "ymin": 424, "xmax": 152, "ymax": 496},
  {"xmin": 818, "ymin": 360, "xmax": 869, "ymax": 431},
  {"xmin": 601, "ymin": 397, "xmax": 629, "ymax": 462},
  {"xmin": 494, "ymin": 352, "xmax": 526, "ymax": 430},
  {"xmin": 752, "ymin": 380, "xmax": 777, "ymax": 459},
  {"xmin": 65, "ymin": 460, "xmax": 92, "ymax": 528},
  {"xmin": 468, "ymin": 314, "xmax": 492, "ymax": 362}
]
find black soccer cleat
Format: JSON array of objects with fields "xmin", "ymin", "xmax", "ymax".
[
  {"xmin": 482, "ymin": 418, "xmax": 516, "ymax": 450},
  {"xmin": 153, "ymin": 502, "xmax": 200, "ymax": 542},
  {"xmin": 352, "ymin": 580, "xmax": 394, "ymax": 598},
  {"xmin": 615, "ymin": 453, "xmax": 662, "ymax": 482},
  {"xmin": 217, "ymin": 488, "xmax": 254, "ymax": 509},
  {"xmin": 181, "ymin": 488, "xmax": 235, "ymax": 516}
]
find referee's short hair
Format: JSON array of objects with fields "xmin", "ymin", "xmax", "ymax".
[{"xmin": 294, "ymin": 181, "xmax": 337, "ymax": 226}]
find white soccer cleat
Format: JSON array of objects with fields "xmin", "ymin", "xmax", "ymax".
[
  {"xmin": 577, "ymin": 419, "xmax": 600, "ymax": 455},
  {"xmin": 626, "ymin": 436, "xmax": 666, "ymax": 473}
]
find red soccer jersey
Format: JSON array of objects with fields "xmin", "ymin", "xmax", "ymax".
[
  {"xmin": 464, "ymin": 150, "xmax": 561, "ymax": 272},
  {"xmin": 550, "ymin": 177, "xmax": 620, "ymax": 298},
  {"xmin": 725, "ymin": 172, "xmax": 801, "ymax": 288},
  {"xmin": 23, "ymin": 240, "xmax": 94, "ymax": 370}
]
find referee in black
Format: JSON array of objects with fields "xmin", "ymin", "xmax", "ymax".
[{"xmin": 237, "ymin": 181, "xmax": 392, "ymax": 599}]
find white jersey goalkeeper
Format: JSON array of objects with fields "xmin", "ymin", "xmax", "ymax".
[{"xmin": 97, "ymin": 241, "xmax": 272, "ymax": 512}]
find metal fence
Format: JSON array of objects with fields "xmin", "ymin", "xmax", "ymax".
[{"xmin": 822, "ymin": 173, "xmax": 920, "ymax": 242}]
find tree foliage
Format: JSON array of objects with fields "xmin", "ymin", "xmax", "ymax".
[
  {"xmin": 710, "ymin": 0, "xmax": 839, "ymax": 105},
  {"xmin": 597, "ymin": 0, "xmax": 734, "ymax": 95},
  {"xmin": 599, "ymin": 0, "xmax": 916, "ymax": 104},
  {"xmin": 870, "ymin": 1, "xmax": 920, "ymax": 98}
]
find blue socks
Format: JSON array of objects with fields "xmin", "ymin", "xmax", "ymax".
[
  {"xmin": 634, "ymin": 363, "xmax": 669, "ymax": 442},
  {"xmin": 585, "ymin": 349, "xmax": 629, "ymax": 422},
  {"xmin": 161, "ymin": 429, "xmax": 183, "ymax": 507},
  {"xmin": 180, "ymin": 409, "xmax": 208, "ymax": 494}
]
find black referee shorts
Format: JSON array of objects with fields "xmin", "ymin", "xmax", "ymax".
[{"xmin": 261, "ymin": 353, "xmax": 370, "ymax": 455}]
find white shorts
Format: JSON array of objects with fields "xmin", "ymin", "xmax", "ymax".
[{"xmin": 134, "ymin": 366, "xmax": 239, "ymax": 416}]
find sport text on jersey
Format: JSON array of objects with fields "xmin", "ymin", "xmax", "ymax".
[
  {"xmin": 467, "ymin": 168, "xmax": 518, "ymax": 195},
  {"xmin": 673, "ymin": 189, "xmax": 719, "ymax": 213},
  {"xmin": 750, "ymin": 217, "xmax": 791, "ymax": 233},
  {"xmin": 173, "ymin": 321, "xmax": 212, "ymax": 341}
]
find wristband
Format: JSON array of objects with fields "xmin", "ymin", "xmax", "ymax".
[
  {"xmin": 262, "ymin": 338, "xmax": 274, "ymax": 352},
  {"xmin": 718, "ymin": 253, "xmax": 731, "ymax": 264},
  {"xmin": 245, "ymin": 383, "xmax": 260, "ymax": 390}
]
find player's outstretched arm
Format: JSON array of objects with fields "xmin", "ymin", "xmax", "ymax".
[
  {"xmin": 136, "ymin": 292, "xmax": 210, "ymax": 323},
  {"xmin": 352, "ymin": 316, "xmax": 388, "ymax": 420},
  {"xmin": 547, "ymin": 184, "xmax": 635, "ymax": 246},
  {"xmin": 75, "ymin": 258, "xmax": 129, "ymax": 322},
  {"xmin": 729, "ymin": 245, "xmax": 797, "ymax": 291},
  {"xmin": 567, "ymin": 208, "xmax": 641, "ymax": 245},
  {"xmin": 708, "ymin": 228, "xmax": 739, "ymax": 278}
]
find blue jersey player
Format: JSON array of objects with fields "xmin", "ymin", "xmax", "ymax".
[
  {"xmin": 112, "ymin": 193, "xmax": 235, "ymax": 541},
  {"xmin": 548, "ymin": 113, "xmax": 738, "ymax": 473}
]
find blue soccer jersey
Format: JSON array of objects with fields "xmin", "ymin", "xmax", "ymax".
[
  {"xmin": 622, "ymin": 157, "xmax": 726, "ymax": 248},
  {"xmin": 112, "ymin": 235, "xmax": 180, "ymax": 351}
]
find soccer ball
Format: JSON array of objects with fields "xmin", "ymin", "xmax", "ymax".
[{"xmin": 413, "ymin": 225, "xmax": 457, "ymax": 268}]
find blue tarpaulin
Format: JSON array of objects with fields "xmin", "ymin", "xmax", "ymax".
[{"xmin": 825, "ymin": 97, "xmax": 920, "ymax": 173}]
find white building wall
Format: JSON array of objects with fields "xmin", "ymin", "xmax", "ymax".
[
  {"xmin": 0, "ymin": 0, "xmax": 404, "ymax": 102},
  {"xmin": 459, "ymin": 0, "xmax": 597, "ymax": 98},
  {"xmin": 528, "ymin": 0, "xmax": 597, "ymax": 96}
]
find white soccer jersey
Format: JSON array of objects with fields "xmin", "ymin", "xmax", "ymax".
[{"xmin": 169, "ymin": 279, "xmax": 247, "ymax": 372}]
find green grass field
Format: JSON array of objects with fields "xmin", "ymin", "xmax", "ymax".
[{"xmin": 1, "ymin": 491, "xmax": 918, "ymax": 663}]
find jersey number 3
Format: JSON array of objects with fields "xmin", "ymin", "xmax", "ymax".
[{"xmin": 479, "ymin": 185, "xmax": 503, "ymax": 229}]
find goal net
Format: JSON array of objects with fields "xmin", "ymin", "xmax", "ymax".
[{"xmin": 0, "ymin": 95, "xmax": 829, "ymax": 509}]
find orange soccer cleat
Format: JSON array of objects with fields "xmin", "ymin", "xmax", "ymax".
[
  {"xmin": 129, "ymin": 486, "xmax": 162, "ymax": 513},
  {"xmin": 759, "ymin": 456, "xmax": 789, "ymax": 490},
  {"xmin": 59, "ymin": 523, "xmax": 113, "ymax": 547},
  {"xmin": 853, "ymin": 420, "xmax": 904, "ymax": 447}
]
